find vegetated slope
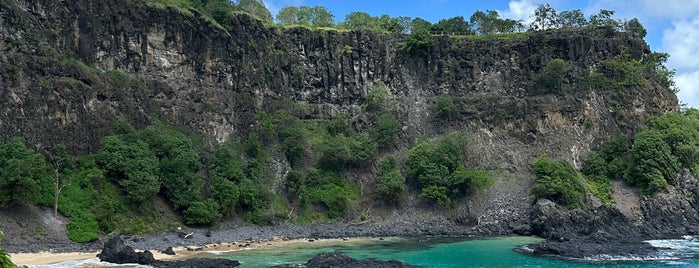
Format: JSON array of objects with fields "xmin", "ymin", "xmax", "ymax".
[{"xmin": 0, "ymin": 0, "xmax": 679, "ymax": 244}]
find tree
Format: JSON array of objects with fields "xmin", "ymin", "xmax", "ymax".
[
  {"xmin": 531, "ymin": 4, "xmax": 558, "ymax": 30},
  {"xmin": 470, "ymin": 10, "xmax": 505, "ymax": 34},
  {"xmin": 589, "ymin": 9, "xmax": 621, "ymax": 29},
  {"xmin": 624, "ymin": 18, "xmax": 647, "ymax": 38},
  {"xmin": 558, "ymin": 9, "xmax": 587, "ymax": 28},
  {"xmin": 97, "ymin": 136, "xmax": 160, "ymax": 203},
  {"xmin": 431, "ymin": 16, "xmax": 471, "ymax": 35},
  {"xmin": 276, "ymin": 6, "xmax": 334, "ymax": 27},
  {"xmin": 49, "ymin": 144, "xmax": 73, "ymax": 218},
  {"xmin": 340, "ymin": 11, "xmax": 375, "ymax": 30},
  {"xmin": 626, "ymin": 130, "xmax": 680, "ymax": 194},
  {"xmin": 372, "ymin": 113, "xmax": 401, "ymax": 149},
  {"xmin": 0, "ymin": 138, "xmax": 51, "ymax": 207},
  {"xmin": 409, "ymin": 17, "xmax": 432, "ymax": 33},
  {"xmin": 375, "ymin": 156, "xmax": 406, "ymax": 204},
  {"xmin": 202, "ymin": 0, "xmax": 236, "ymax": 26},
  {"xmin": 297, "ymin": 6, "xmax": 335, "ymax": 27},
  {"xmin": 376, "ymin": 14, "xmax": 404, "ymax": 33},
  {"xmin": 399, "ymin": 28, "xmax": 434, "ymax": 57},
  {"xmin": 237, "ymin": 0, "xmax": 272, "ymax": 23},
  {"xmin": 276, "ymin": 6, "xmax": 299, "ymax": 25}
]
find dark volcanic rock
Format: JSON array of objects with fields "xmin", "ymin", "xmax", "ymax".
[
  {"xmin": 98, "ymin": 237, "xmax": 239, "ymax": 268},
  {"xmin": 274, "ymin": 252, "xmax": 417, "ymax": 268},
  {"xmin": 97, "ymin": 236, "xmax": 155, "ymax": 264},
  {"xmin": 161, "ymin": 246, "xmax": 176, "ymax": 255}
]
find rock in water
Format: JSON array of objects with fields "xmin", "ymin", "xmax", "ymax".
[{"xmin": 274, "ymin": 252, "xmax": 416, "ymax": 268}]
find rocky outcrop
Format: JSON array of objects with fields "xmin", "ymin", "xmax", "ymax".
[
  {"xmin": 529, "ymin": 170, "xmax": 699, "ymax": 258},
  {"xmin": 98, "ymin": 236, "xmax": 156, "ymax": 264},
  {"xmin": 97, "ymin": 236, "xmax": 240, "ymax": 267},
  {"xmin": 273, "ymin": 252, "xmax": 417, "ymax": 268}
]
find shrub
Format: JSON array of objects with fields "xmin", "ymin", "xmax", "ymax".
[
  {"xmin": 532, "ymin": 58, "xmax": 570, "ymax": 92},
  {"xmin": 287, "ymin": 169, "xmax": 358, "ymax": 220},
  {"xmin": 434, "ymin": 95, "xmax": 457, "ymax": 119},
  {"xmin": 319, "ymin": 133, "xmax": 377, "ymax": 169},
  {"xmin": 399, "ymin": 29, "xmax": 435, "ymax": 57},
  {"xmin": 626, "ymin": 130, "xmax": 680, "ymax": 194},
  {"xmin": 375, "ymin": 156, "xmax": 407, "ymax": 203},
  {"xmin": 97, "ymin": 136, "xmax": 161, "ymax": 203},
  {"xmin": 372, "ymin": 113, "xmax": 401, "ymax": 149},
  {"xmin": 67, "ymin": 212, "xmax": 99, "ymax": 242},
  {"xmin": 183, "ymin": 200, "xmax": 222, "ymax": 226},
  {"xmin": 407, "ymin": 133, "xmax": 490, "ymax": 205},
  {"xmin": 0, "ymin": 138, "xmax": 52, "ymax": 207},
  {"xmin": 365, "ymin": 85, "xmax": 388, "ymax": 111},
  {"xmin": 531, "ymin": 156, "xmax": 588, "ymax": 209}
]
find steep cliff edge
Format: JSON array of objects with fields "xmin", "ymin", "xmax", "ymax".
[{"xmin": 0, "ymin": 0, "xmax": 684, "ymax": 250}]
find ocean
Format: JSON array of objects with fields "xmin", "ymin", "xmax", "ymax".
[{"xmin": 25, "ymin": 236, "xmax": 699, "ymax": 268}]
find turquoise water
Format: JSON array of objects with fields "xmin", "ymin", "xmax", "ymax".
[
  {"xmin": 27, "ymin": 236, "xmax": 699, "ymax": 267},
  {"xmin": 202, "ymin": 236, "xmax": 699, "ymax": 268}
]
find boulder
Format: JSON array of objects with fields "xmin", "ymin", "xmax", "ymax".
[
  {"xmin": 97, "ymin": 236, "xmax": 154, "ymax": 264},
  {"xmin": 274, "ymin": 252, "xmax": 416, "ymax": 268},
  {"xmin": 97, "ymin": 237, "xmax": 240, "ymax": 267}
]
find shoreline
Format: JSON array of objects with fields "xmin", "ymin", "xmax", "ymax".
[{"xmin": 10, "ymin": 236, "xmax": 404, "ymax": 265}]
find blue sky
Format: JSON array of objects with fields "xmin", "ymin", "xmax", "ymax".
[{"xmin": 262, "ymin": 0, "xmax": 699, "ymax": 108}]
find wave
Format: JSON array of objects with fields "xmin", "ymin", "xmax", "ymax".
[{"xmin": 27, "ymin": 258, "xmax": 153, "ymax": 268}]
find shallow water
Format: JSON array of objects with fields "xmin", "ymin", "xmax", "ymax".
[{"xmin": 26, "ymin": 236, "xmax": 699, "ymax": 268}]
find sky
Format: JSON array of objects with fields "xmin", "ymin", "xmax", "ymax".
[{"xmin": 262, "ymin": 0, "xmax": 699, "ymax": 108}]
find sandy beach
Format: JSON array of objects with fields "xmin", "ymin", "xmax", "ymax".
[{"xmin": 10, "ymin": 237, "xmax": 380, "ymax": 266}]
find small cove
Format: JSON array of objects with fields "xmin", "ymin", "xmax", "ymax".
[{"xmin": 24, "ymin": 236, "xmax": 699, "ymax": 267}]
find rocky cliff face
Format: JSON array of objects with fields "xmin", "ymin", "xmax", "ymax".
[
  {"xmin": 0, "ymin": 0, "xmax": 677, "ymax": 162},
  {"xmin": 0, "ymin": 0, "xmax": 684, "ymax": 238}
]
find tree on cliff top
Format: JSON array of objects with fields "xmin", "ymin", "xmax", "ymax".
[
  {"xmin": 237, "ymin": 0, "xmax": 273, "ymax": 23},
  {"xmin": 276, "ymin": 6, "xmax": 334, "ymax": 27}
]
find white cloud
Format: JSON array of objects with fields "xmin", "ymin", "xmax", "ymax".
[
  {"xmin": 263, "ymin": 0, "xmax": 304, "ymax": 17},
  {"xmin": 499, "ymin": 0, "xmax": 538, "ymax": 24},
  {"xmin": 662, "ymin": 18, "xmax": 699, "ymax": 72},
  {"xmin": 675, "ymin": 71, "xmax": 699, "ymax": 108},
  {"xmin": 662, "ymin": 18, "xmax": 699, "ymax": 108}
]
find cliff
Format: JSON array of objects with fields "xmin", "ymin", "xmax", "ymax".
[
  {"xmin": 0, "ymin": 0, "xmax": 683, "ymax": 247},
  {"xmin": 0, "ymin": 0, "xmax": 676, "ymax": 159}
]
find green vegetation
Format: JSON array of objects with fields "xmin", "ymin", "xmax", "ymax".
[
  {"xmin": 375, "ymin": 156, "xmax": 407, "ymax": 204},
  {"xmin": 0, "ymin": 138, "xmax": 52, "ymax": 207},
  {"xmin": 407, "ymin": 133, "xmax": 492, "ymax": 206},
  {"xmin": 578, "ymin": 110, "xmax": 699, "ymax": 196},
  {"xmin": 372, "ymin": 113, "xmax": 401, "ymax": 149},
  {"xmin": 0, "ymin": 230, "xmax": 24, "ymax": 268},
  {"xmin": 287, "ymin": 169, "xmax": 358, "ymax": 221},
  {"xmin": 531, "ymin": 156, "xmax": 588, "ymax": 209},
  {"xmin": 434, "ymin": 95, "xmax": 457, "ymax": 119},
  {"xmin": 399, "ymin": 29, "xmax": 434, "ymax": 57},
  {"xmin": 532, "ymin": 58, "xmax": 570, "ymax": 92}
]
